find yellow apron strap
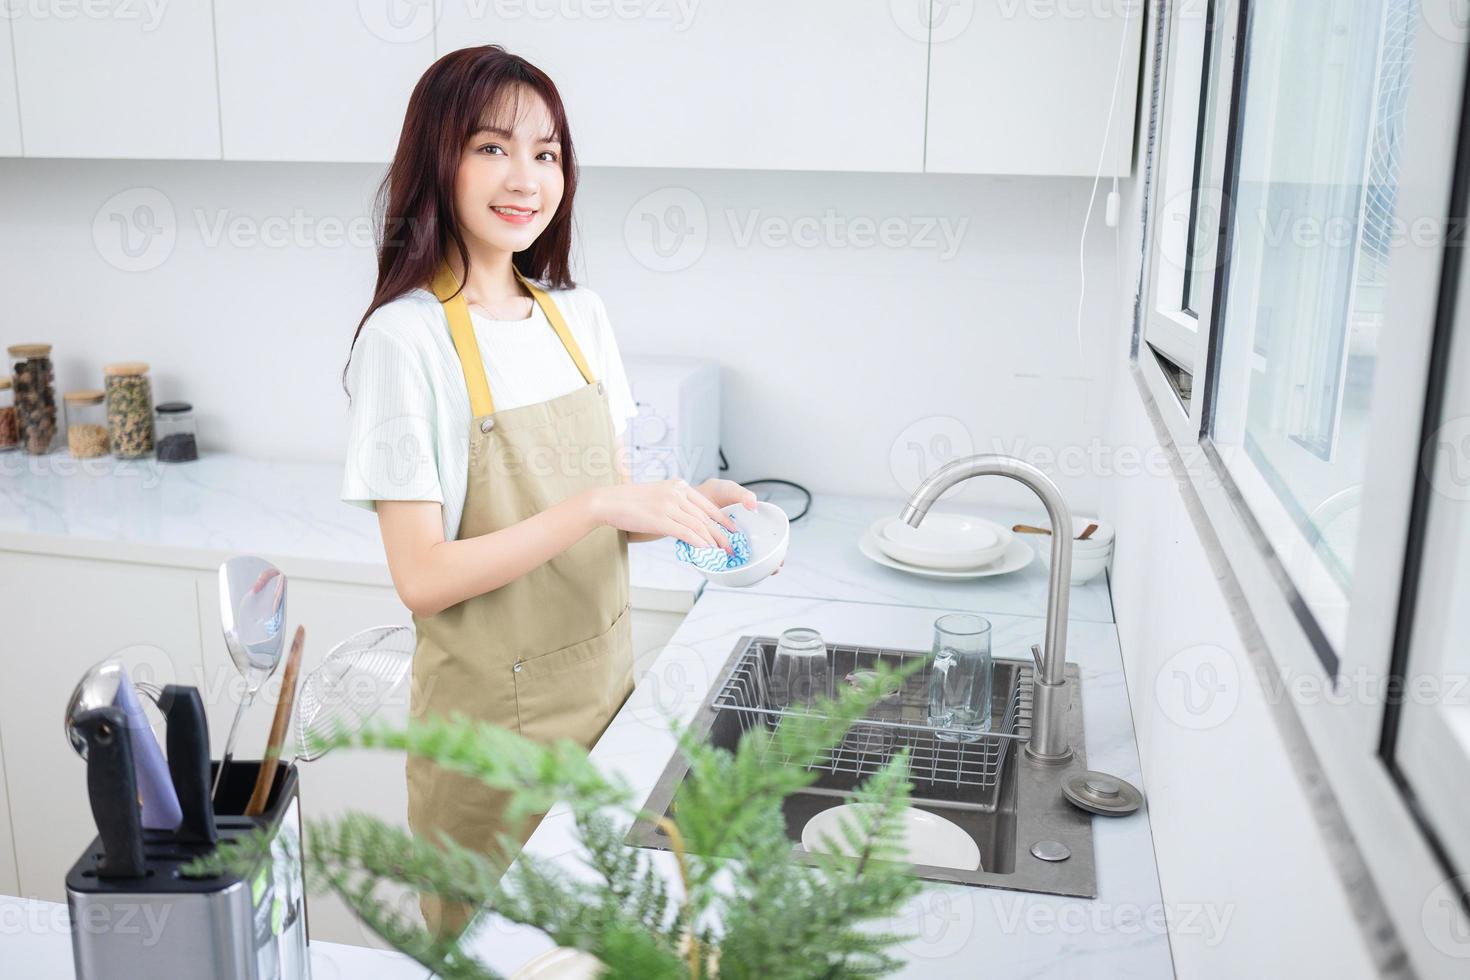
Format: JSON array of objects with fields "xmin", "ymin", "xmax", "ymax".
[
  {"xmin": 514, "ymin": 268, "xmax": 598, "ymax": 387},
  {"xmin": 432, "ymin": 263, "xmax": 599, "ymax": 419},
  {"xmin": 432, "ymin": 264, "xmax": 496, "ymax": 417}
]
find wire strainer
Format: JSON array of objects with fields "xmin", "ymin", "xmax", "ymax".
[{"xmin": 290, "ymin": 624, "xmax": 414, "ymax": 764}]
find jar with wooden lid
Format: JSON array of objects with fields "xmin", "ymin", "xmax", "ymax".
[
  {"xmin": 104, "ymin": 361, "xmax": 154, "ymax": 459},
  {"xmin": 64, "ymin": 390, "xmax": 109, "ymax": 458},
  {"xmin": 8, "ymin": 343, "xmax": 57, "ymax": 455},
  {"xmin": 0, "ymin": 377, "xmax": 17, "ymax": 451}
]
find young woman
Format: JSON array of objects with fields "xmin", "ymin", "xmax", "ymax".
[{"xmin": 341, "ymin": 46, "xmax": 758, "ymax": 937}]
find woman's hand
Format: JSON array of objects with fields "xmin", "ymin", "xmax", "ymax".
[
  {"xmin": 695, "ymin": 478, "xmax": 759, "ymax": 512},
  {"xmin": 696, "ymin": 478, "xmax": 783, "ymax": 576},
  {"xmin": 589, "ymin": 479, "xmax": 740, "ymax": 553}
]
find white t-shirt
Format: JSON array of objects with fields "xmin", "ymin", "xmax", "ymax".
[{"xmin": 340, "ymin": 283, "xmax": 638, "ymax": 541}]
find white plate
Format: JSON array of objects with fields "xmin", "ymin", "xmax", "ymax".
[
  {"xmin": 802, "ymin": 803, "xmax": 981, "ymax": 871},
  {"xmin": 874, "ymin": 514, "xmax": 1011, "ymax": 569},
  {"xmin": 859, "ymin": 528, "xmax": 1035, "ymax": 580}
]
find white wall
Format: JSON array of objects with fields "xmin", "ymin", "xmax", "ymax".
[
  {"xmin": 1099, "ymin": 382, "xmax": 1379, "ymax": 978},
  {"xmin": 0, "ymin": 158, "xmax": 1122, "ymax": 510}
]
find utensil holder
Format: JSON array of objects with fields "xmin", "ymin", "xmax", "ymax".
[{"xmin": 65, "ymin": 761, "xmax": 309, "ymax": 980}]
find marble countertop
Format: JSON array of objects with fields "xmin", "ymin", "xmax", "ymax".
[
  {"xmin": 467, "ymin": 590, "xmax": 1172, "ymax": 979},
  {"xmin": 0, "ymin": 453, "xmax": 1114, "ymax": 622},
  {"xmin": 0, "ymin": 451, "xmax": 706, "ymax": 611},
  {"xmin": 731, "ymin": 494, "xmax": 1115, "ymax": 624},
  {"xmin": 0, "ymin": 893, "xmax": 427, "ymax": 980}
]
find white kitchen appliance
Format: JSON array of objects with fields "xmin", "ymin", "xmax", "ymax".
[{"xmin": 623, "ymin": 355, "xmax": 720, "ymax": 485}]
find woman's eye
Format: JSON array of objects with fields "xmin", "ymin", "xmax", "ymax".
[
  {"xmin": 478, "ymin": 144, "xmax": 506, "ymax": 156},
  {"xmin": 537, "ymin": 151, "xmax": 558, "ymax": 162}
]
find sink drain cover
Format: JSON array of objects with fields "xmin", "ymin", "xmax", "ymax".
[{"xmin": 1062, "ymin": 771, "xmax": 1143, "ymax": 816}]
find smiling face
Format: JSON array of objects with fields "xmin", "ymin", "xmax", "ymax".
[{"xmin": 453, "ymin": 84, "xmax": 566, "ymax": 259}]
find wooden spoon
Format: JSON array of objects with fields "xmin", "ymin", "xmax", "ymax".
[
  {"xmin": 244, "ymin": 625, "xmax": 304, "ymax": 817},
  {"xmin": 1014, "ymin": 522, "xmax": 1102, "ymax": 540}
]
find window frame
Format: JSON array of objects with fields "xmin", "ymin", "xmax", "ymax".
[
  {"xmin": 1132, "ymin": 0, "xmax": 1470, "ymax": 971},
  {"xmin": 1138, "ymin": 0, "xmax": 1239, "ymax": 444}
]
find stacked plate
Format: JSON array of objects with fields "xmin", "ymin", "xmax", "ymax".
[
  {"xmin": 858, "ymin": 513, "xmax": 1034, "ymax": 580},
  {"xmin": 1025, "ymin": 516, "xmax": 1115, "ymax": 584}
]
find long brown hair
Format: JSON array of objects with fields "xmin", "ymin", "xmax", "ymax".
[{"xmin": 344, "ymin": 46, "xmax": 578, "ymax": 393}]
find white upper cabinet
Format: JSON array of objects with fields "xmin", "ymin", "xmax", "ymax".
[
  {"xmin": 926, "ymin": 4, "xmax": 1143, "ymax": 176},
  {"xmin": 11, "ymin": 0, "xmax": 219, "ymax": 159},
  {"xmin": 435, "ymin": 0, "xmax": 929, "ymax": 173},
  {"xmin": 215, "ymin": 1, "xmax": 436, "ymax": 162},
  {"xmin": 0, "ymin": 17, "xmax": 21, "ymax": 156}
]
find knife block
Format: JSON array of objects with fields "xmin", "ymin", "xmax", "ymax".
[{"xmin": 65, "ymin": 761, "xmax": 310, "ymax": 980}]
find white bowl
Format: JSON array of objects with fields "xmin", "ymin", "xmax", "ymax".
[
  {"xmin": 802, "ymin": 803, "xmax": 981, "ymax": 871},
  {"xmin": 691, "ymin": 501, "xmax": 790, "ymax": 588},
  {"xmin": 1063, "ymin": 516, "xmax": 1114, "ymax": 547},
  {"xmin": 875, "ymin": 514, "xmax": 1011, "ymax": 569},
  {"xmin": 1034, "ymin": 541, "xmax": 1112, "ymax": 584}
]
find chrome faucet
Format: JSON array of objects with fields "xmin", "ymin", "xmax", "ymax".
[{"xmin": 899, "ymin": 454, "xmax": 1075, "ymax": 764}]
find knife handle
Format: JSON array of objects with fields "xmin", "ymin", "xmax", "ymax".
[
  {"xmin": 159, "ymin": 685, "xmax": 218, "ymax": 845},
  {"xmin": 75, "ymin": 706, "xmax": 147, "ymax": 878}
]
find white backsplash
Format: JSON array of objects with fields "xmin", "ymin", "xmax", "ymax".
[{"xmin": 0, "ymin": 158, "xmax": 1123, "ymax": 512}]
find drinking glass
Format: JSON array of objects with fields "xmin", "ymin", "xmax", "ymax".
[
  {"xmin": 769, "ymin": 627, "xmax": 830, "ymax": 711},
  {"xmin": 927, "ymin": 613, "xmax": 992, "ymax": 741}
]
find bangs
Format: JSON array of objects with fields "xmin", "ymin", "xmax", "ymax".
[{"xmin": 472, "ymin": 79, "xmax": 563, "ymax": 143}]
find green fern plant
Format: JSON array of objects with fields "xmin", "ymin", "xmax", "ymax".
[{"xmin": 188, "ymin": 660, "xmax": 926, "ymax": 980}]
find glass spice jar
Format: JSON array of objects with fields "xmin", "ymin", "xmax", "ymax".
[
  {"xmin": 64, "ymin": 389, "xmax": 109, "ymax": 458},
  {"xmin": 104, "ymin": 362, "xmax": 154, "ymax": 459},
  {"xmin": 9, "ymin": 343, "xmax": 58, "ymax": 455},
  {"xmin": 154, "ymin": 401, "xmax": 198, "ymax": 462},
  {"xmin": 0, "ymin": 376, "xmax": 18, "ymax": 451}
]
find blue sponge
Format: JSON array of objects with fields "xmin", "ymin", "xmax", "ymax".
[{"xmin": 675, "ymin": 524, "xmax": 753, "ymax": 572}]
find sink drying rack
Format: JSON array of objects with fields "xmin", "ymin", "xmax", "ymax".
[{"xmin": 708, "ymin": 636, "xmax": 1032, "ymax": 808}]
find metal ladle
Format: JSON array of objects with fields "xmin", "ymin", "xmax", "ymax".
[
  {"xmin": 213, "ymin": 556, "xmax": 288, "ymax": 800},
  {"xmin": 64, "ymin": 656, "xmax": 166, "ymax": 760}
]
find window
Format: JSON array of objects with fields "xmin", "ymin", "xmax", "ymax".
[
  {"xmin": 1180, "ymin": 0, "xmax": 1226, "ymax": 318},
  {"xmin": 1134, "ymin": 0, "xmax": 1470, "ymax": 965},
  {"xmin": 1205, "ymin": 0, "xmax": 1418, "ymax": 655},
  {"xmin": 1140, "ymin": 0, "xmax": 1238, "ymax": 413},
  {"xmin": 1392, "ymin": 293, "xmax": 1470, "ymax": 882}
]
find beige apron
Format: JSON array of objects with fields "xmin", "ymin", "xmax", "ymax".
[{"xmin": 407, "ymin": 264, "xmax": 635, "ymax": 938}]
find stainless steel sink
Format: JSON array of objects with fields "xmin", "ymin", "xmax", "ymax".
[{"xmin": 626, "ymin": 635, "xmax": 1098, "ymax": 898}]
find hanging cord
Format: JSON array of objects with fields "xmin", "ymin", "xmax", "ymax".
[
  {"xmin": 711, "ymin": 449, "xmax": 811, "ymax": 520},
  {"xmin": 740, "ymin": 478, "xmax": 812, "ymax": 522},
  {"xmin": 1076, "ymin": 0, "xmax": 1139, "ymax": 359}
]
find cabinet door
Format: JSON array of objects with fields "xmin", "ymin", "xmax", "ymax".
[
  {"xmin": 12, "ymin": 2, "xmax": 219, "ymax": 158},
  {"xmin": 197, "ymin": 576, "xmax": 414, "ymax": 947},
  {"xmin": 926, "ymin": 4, "xmax": 1143, "ymax": 176},
  {"xmin": 0, "ymin": 732, "xmax": 17, "ymax": 896},
  {"xmin": 0, "ymin": 16, "xmax": 20, "ymax": 156},
  {"xmin": 214, "ymin": 1, "xmax": 436, "ymax": 162},
  {"xmin": 0, "ymin": 554, "xmax": 205, "ymax": 901},
  {"xmin": 436, "ymin": 1, "xmax": 927, "ymax": 172}
]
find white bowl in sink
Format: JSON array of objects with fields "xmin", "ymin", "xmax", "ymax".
[{"xmin": 801, "ymin": 803, "xmax": 981, "ymax": 871}]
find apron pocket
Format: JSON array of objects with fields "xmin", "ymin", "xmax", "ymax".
[{"xmin": 512, "ymin": 603, "xmax": 634, "ymax": 748}]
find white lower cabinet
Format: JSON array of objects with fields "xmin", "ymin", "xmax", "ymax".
[
  {"xmin": 0, "ymin": 547, "xmax": 688, "ymax": 947},
  {"xmin": 0, "ymin": 734, "xmax": 17, "ymax": 896},
  {"xmin": 631, "ymin": 607, "xmax": 686, "ymax": 682},
  {"xmin": 0, "ymin": 553, "xmax": 205, "ymax": 903}
]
